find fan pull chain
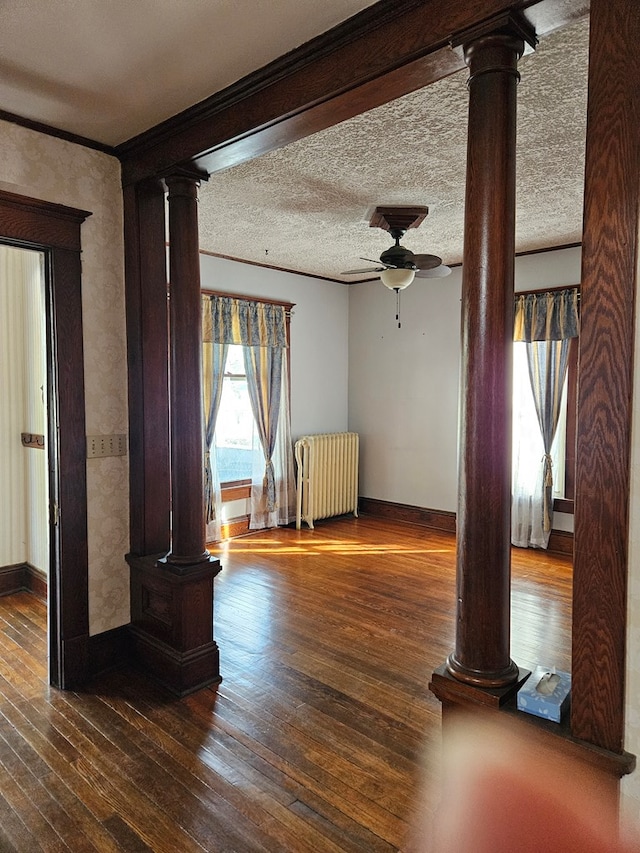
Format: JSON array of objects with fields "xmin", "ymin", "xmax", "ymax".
[{"xmin": 395, "ymin": 287, "xmax": 401, "ymax": 328}]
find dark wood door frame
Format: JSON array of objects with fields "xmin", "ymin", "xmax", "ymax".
[{"xmin": 0, "ymin": 189, "xmax": 91, "ymax": 689}]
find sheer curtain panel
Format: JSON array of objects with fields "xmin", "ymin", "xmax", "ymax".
[
  {"xmin": 202, "ymin": 297, "xmax": 228, "ymax": 543},
  {"xmin": 511, "ymin": 288, "xmax": 579, "ymax": 549}
]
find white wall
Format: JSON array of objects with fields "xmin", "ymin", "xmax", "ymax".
[
  {"xmin": 199, "ymin": 254, "xmax": 350, "ymax": 439},
  {"xmin": 348, "ymin": 269, "xmax": 462, "ymax": 510},
  {"xmin": 348, "ymin": 246, "xmax": 582, "ymax": 515},
  {"xmin": 0, "ymin": 120, "xmax": 129, "ymax": 634}
]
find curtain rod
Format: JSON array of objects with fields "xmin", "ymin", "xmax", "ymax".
[
  {"xmin": 515, "ymin": 284, "xmax": 580, "ymax": 299},
  {"xmin": 201, "ymin": 288, "xmax": 294, "ymax": 311}
]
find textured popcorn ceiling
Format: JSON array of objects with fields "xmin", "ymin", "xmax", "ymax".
[{"xmin": 198, "ymin": 18, "xmax": 589, "ymax": 283}]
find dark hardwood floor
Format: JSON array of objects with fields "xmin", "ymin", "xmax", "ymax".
[{"xmin": 0, "ymin": 517, "xmax": 572, "ymax": 852}]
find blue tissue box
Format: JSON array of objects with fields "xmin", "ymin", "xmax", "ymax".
[{"xmin": 517, "ymin": 666, "xmax": 571, "ymax": 723}]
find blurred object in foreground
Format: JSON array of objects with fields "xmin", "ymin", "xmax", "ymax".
[{"xmin": 416, "ymin": 714, "xmax": 637, "ymax": 853}]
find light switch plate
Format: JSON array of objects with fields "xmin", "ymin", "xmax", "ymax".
[{"xmin": 86, "ymin": 434, "xmax": 127, "ymax": 458}]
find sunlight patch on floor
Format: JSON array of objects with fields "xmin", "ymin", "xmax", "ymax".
[{"xmin": 210, "ymin": 539, "xmax": 454, "ymax": 556}]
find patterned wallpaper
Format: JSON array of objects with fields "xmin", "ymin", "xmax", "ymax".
[{"xmin": 0, "ymin": 119, "xmax": 130, "ymax": 634}]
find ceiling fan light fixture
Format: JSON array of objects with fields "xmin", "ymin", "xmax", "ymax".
[{"xmin": 380, "ymin": 267, "xmax": 415, "ymax": 290}]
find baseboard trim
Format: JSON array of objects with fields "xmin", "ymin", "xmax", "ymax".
[
  {"xmin": 0, "ymin": 563, "xmax": 26, "ymax": 596},
  {"xmin": 547, "ymin": 529, "xmax": 574, "ymax": 557},
  {"xmin": 213, "ymin": 515, "xmax": 251, "ymax": 542},
  {"xmin": 128, "ymin": 626, "xmax": 221, "ymax": 697},
  {"xmin": 88, "ymin": 625, "xmax": 133, "ymax": 678},
  {"xmin": 358, "ymin": 497, "xmax": 457, "ymax": 533},
  {"xmin": 26, "ymin": 564, "xmax": 47, "ymax": 600},
  {"xmin": 0, "ymin": 562, "xmax": 48, "ymax": 600},
  {"xmin": 359, "ymin": 496, "xmax": 573, "ymax": 555}
]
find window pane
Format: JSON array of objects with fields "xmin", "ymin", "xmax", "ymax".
[
  {"xmin": 214, "ymin": 346, "xmax": 255, "ymax": 482},
  {"xmin": 551, "ymin": 377, "xmax": 567, "ymax": 498},
  {"xmin": 225, "ymin": 343, "xmax": 245, "ymax": 375}
]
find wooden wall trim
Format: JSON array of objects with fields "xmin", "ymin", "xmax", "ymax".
[
  {"xmin": 0, "ymin": 563, "xmax": 30, "ymax": 597},
  {"xmin": 0, "ymin": 109, "xmax": 115, "ymax": 155},
  {"xmin": 360, "ymin": 497, "xmax": 572, "ymax": 557},
  {"xmin": 359, "ymin": 496, "xmax": 457, "ymax": 533},
  {"xmin": 571, "ymin": 0, "xmax": 640, "ymax": 753},
  {"xmin": 547, "ymin": 529, "xmax": 573, "ymax": 557},
  {"xmin": 0, "ymin": 190, "xmax": 90, "ymax": 251},
  {"xmin": 88, "ymin": 626, "xmax": 132, "ymax": 678},
  {"xmin": 220, "ymin": 516, "xmax": 251, "ymax": 541},
  {"xmin": 221, "ymin": 484, "xmax": 251, "ymax": 503},
  {"xmin": 0, "ymin": 563, "xmax": 48, "ymax": 601},
  {"xmin": 116, "ymin": 0, "xmax": 588, "ymax": 185},
  {"xmin": 0, "ymin": 189, "xmax": 91, "ymax": 689}
]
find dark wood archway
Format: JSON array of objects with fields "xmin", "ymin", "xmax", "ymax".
[
  {"xmin": 0, "ymin": 189, "xmax": 91, "ymax": 688},
  {"xmin": 117, "ymin": 0, "xmax": 640, "ymax": 773}
]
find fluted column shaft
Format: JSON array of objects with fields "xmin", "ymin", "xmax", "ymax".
[{"xmin": 164, "ymin": 174, "xmax": 209, "ymax": 568}]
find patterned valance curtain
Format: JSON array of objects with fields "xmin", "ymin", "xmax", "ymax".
[
  {"xmin": 203, "ymin": 296, "xmax": 288, "ymax": 348},
  {"xmin": 514, "ymin": 287, "xmax": 579, "ymax": 342},
  {"xmin": 511, "ymin": 287, "xmax": 580, "ymax": 549}
]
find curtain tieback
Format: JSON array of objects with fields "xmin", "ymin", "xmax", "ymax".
[
  {"xmin": 542, "ymin": 453, "xmax": 554, "ymax": 488},
  {"xmin": 263, "ymin": 458, "xmax": 277, "ymax": 512},
  {"xmin": 204, "ymin": 449, "xmax": 216, "ymax": 523}
]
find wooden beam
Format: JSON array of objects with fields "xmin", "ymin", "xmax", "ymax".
[{"xmin": 116, "ymin": 0, "xmax": 588, "ymax": 184}]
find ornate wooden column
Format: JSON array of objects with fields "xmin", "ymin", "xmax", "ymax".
[
  {"xmin": 127, "ymin": 169, "xmax": 221, "ymax": 696},
  {"xmin": 431, "ymin": 14, "xmax": 535, "ymax": 707}
]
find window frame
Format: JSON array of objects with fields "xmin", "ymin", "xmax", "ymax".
[
  {"xmin": 554, "ymin": 334, "xmax": 577, "ymax": 513},
  {"xmin": 202, "ymin": 289, "xmax": 293, "ymax": 501}
]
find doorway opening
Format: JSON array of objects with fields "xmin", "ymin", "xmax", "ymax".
[
  {"xmin": 0, "ymin": 244, "xmax": 49, "ymax": 616},
  {"xmin": 0, "ymin": 188, "xmax": 91, "ymax": 689}
]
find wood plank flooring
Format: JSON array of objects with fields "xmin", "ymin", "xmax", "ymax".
[{"xmin": 0, "ymin": 517, "xmax": 572, "ymax": 852}]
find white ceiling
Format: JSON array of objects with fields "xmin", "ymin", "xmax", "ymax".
[
  {"xmin": 1, "ymin": 2, "xmax": 589, "ymax": 282},
  {"xmin": 1, "ymin": 0, "xmax": 378, "ymax": 145}
]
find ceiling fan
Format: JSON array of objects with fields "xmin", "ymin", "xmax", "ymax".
[
  {"xmin": 341, "ymin": 205, "xmax": 451, "ymax": 290},
  {"xmin": 342, "ymin": 206, "xmax": 451, "ymax": 327}
]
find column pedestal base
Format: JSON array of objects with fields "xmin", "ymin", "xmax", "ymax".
[
  {"xmin": 127, "ymin": 552, "xmax": 222, "ymax": 696},
  {"xmin": 429, "ymin": 662, "xmax": 530, "ymax": 710}
]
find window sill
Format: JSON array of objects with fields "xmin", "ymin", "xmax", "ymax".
[
  {"xmin": 221, "ymin": 481, "xmax": 251, "ymax": 502},
  {"xmin": 554, "ymin": 497, "xmax": 574, "ymax": 515}
]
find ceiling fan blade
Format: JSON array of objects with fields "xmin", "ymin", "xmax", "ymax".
[
  {"xmin": 413, "ymin": 253, "xmax": 443, "ymax": 271},
  {"xmin": 341, "ymin": 267, "xmax": 385, "ymax": 275},
  {"xmin": 359, "ymin": 257, "xmax": 389, "ymax": 266},
  {"xmin": 415, "ymin": 264, "xmax": 452, "ymax": 278}
]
